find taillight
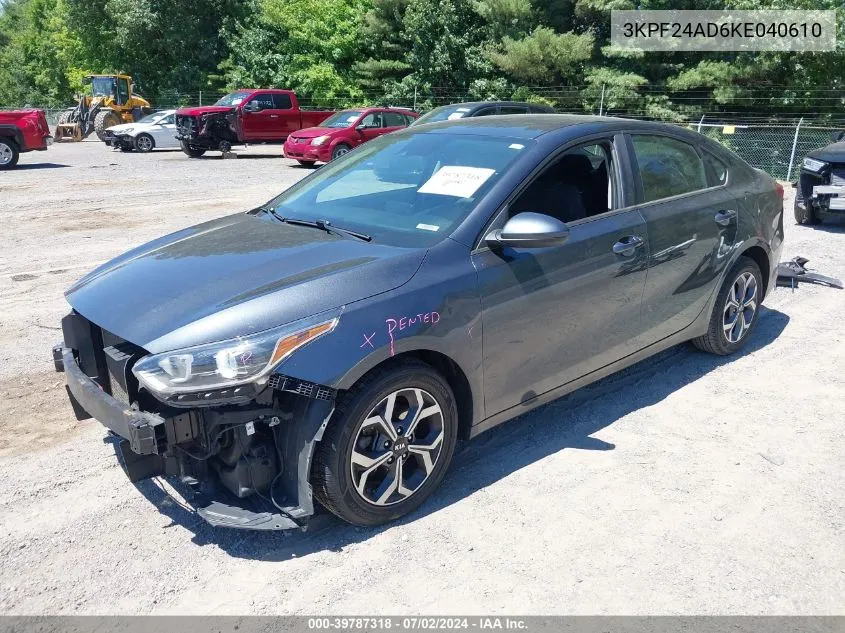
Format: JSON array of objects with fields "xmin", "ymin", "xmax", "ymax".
[{"xmin": 775, "ymin": 182, "xmax": 784, "ymax": 199}]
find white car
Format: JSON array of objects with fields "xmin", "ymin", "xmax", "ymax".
[{"xmin": 102, "ymin": 110, "xmax": 179, "ymax": 153}]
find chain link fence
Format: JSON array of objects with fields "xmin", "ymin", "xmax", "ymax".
[{"xmin": 5, "ymin": 97, "xmax": 842, "ymax": 183}]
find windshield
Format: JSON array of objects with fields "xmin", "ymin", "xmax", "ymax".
[
  {"xmin": 412, "ymin": 105, "xmax": 474, "ymax": 126},
  {"xmin": 214, "ymin": 91, "xmax": 252, "ymax": 107},
  {"xmin": 266, "ymin": 131, "xmax": 531, "ymax": 247},
  {"xmin": 319, "ymin": 110, "xmax": 364, "ymax": 128},
  {"xmin": 90, "ymin": 77, "xmax": 116, "ymax": 98}
]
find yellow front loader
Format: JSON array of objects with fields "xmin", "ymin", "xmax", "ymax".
[{"xmin": 55, "ymin": 74, "xmax": 152, "ymax": 142}]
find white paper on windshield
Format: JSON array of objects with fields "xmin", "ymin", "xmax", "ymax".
[
  {"xmin": 509, "ymin": 143, "xmax": 525, "ymax": 150},
  {"xmin": 447, "ymin": 112, "xmax": 465, "ymax": 120},
  {"xmin": 418, "ymin": 166, "xmax": 495, "ymax": 198},
  {"xmin": 346, "ymin": 115, "xmax": 358, "ymax": 122},
  {"xmin": 416, "ymin": 223, "xmax": 440, "ymax": 232}
]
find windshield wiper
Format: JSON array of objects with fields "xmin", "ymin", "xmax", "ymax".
[{"xmin": 274, "ymin": 214, "xmax": 372, "ymax": 242}]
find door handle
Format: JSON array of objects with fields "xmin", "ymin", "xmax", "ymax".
[
  {"xmin": 714, "ymin": 209, "xmax": 736, "ymax": 226},
  {"xmin": 612, "ymin": 235, "xmax": 644, "ymax": 257}
]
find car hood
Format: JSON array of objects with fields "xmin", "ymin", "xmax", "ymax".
[
  {"xmin": 176, "ymin": 105, "xmax": 234, "ymax": 117},
  {"xmin": 107, "ymin": 122, "xmax": 140, "ymax": 134},
  {"xmin": 289, "ymin": 127, "xmax": 343, "ymax": 139},
  {"xmin": 65, "ymin": 212, "xmax": 426, "ymax": 353},
  {"xmin": 806, "ymin": 141, "xmax": 845, "ymax": 163}
]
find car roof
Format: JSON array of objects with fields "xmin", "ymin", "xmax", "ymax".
[{"xmin": 415, "ymin": 113, "xmax": 705, "ymax": 142}]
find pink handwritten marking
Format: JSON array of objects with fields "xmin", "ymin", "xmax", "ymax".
[
  {"xmin": 361, "ymin": 332, "xmax": 376, "ymax": 349},
  {"xmin": 467, "ymin": 326, "xmax": 473, "ymax": 339},
  {"xmin": 239, "ymin": 351, "xmax": 253, "ymax": 366},
  {"xmin": 385, "ymin": 311, "xmax": 440, "ymax": 356}
]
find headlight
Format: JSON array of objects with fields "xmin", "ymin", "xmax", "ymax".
[
  {"xmin": 132, "ymin": 315, "xmax": 339, "ymax": 396},
  {"xmin": 311, "ymin": 135, "xmax": 330, "ymax": 146},
  {"xmin": 803, "ymin": 157, "xmax": 827, "ymax": 173}
]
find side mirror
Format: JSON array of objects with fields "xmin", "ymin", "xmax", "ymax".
[
  {"xmin": 356, "ymin": 123, "xmax": 369, "ymax": 131},
  {"xmin": 485, "ymin": 212, "xmax": 570, "ymax": 249},
  {"xmin": 243, "ymin": 102, "xmax": 260, "ymax": 113},
  {"xmin": 831, "ymin": 131, "xmax": 845, "ymax": 143}
]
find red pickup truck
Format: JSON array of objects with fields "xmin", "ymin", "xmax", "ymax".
[
  {"xmin": 174, "ymin": 89, "xmax": 335, "ymax": 157},
  {"xmin": 0, "ymin": 109, "xmax": 52, "ymax": 169}
]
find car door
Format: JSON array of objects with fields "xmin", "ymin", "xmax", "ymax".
[
  {"xmin": 626, "ymin": 133, "xmax": 740, "ymax": 345},
  {"xmin": 472, "ymin": 135, "xmax": 650, "ymax": 417},
  {"xmin": 270, "ymin": 92, "xmax": 297, "ymax": 139},
  {"xmin": 151, "ymin": 113, "xmax": 177, "ymax": 148},
  {"xmin": 240, "ymin": 92, "xmax": 276, "ymax": 140},
  {"xmin": 355, "ymin": 112, "xmax": 384, "ymax": 144}
]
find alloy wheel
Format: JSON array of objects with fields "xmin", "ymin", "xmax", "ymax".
[
  {"xmin": 136, "ymin": 136, "xmax": 153, "ymax": 152},
  {"xmin": 349, "ymin": 388, "xmax": 444, "ymax": 506},
  {"xmin": 723, "ymin": 271, "xmax": 758, "ymax": 344},
  {"xmin": 332, "ymin": 146, "xmax": 349, "ymax": 159},
  {"xmin": 0, "ymin": 142, "xmax": 13, "ymax": 165}
]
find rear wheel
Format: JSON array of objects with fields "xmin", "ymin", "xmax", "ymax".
[
  {"xmin": 692, "ymin": 256, "xmax": 763, "ymax": 355},
  {"xmin": 331, "ymin": 143, "xmax": 351, "ymax": 160},
  {"xmin": 134, "ymin": 133, "xmax": 155, "ymax": 153},
  {"xmin": 94, "ymin": 110, "xmax": 121, "ymax": 141},
  {"xmin": 313, "ymin": 360, "xmax": 458, "ymax": 526},
  {"xmin": 0, "ymin": 138, "xmax": 20, "ymax": 169},
  {"xmin": 794, "ymin": 199, "xmax": 822, "ymax": 225},
  {"xmin": 180, "ymin": 140, "xmax": 206, "ymax": 158}
]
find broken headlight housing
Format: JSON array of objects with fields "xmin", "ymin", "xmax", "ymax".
[
  {"xmin": 132, "ymin": 314, "xmax": 339, "ymax": 396},
  {"xmin": 803, "ymin": 157, "xmax": 827, "ymax": 173}
]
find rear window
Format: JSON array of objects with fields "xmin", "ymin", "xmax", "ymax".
[
  {"xmin": 702, "ymin": 150, "xmax": 728, "ymax": 186},
  {"xmin": 631, "ymin": 135, "xmax": 708, "ymax": 203}
]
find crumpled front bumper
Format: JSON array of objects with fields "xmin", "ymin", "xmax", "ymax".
[{"xmin": 54, "ymin": 333, "xmax": 335, "ymax": 531}]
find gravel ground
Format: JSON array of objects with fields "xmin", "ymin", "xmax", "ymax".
[{"xmin": 0, "ymin": 141, "xmax": 843, "ymax": 615}]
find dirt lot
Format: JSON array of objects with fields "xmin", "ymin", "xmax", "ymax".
[{"xmin": 0, "ymin": 141, "xmax": 843, "ymax": 615}]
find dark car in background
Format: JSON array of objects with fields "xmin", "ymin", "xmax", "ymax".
[
  {"xmin": 411, "ymin": 101, "xmax": 554, "ymax": 126},
  {"xmin": 55, "ymin": 115, "xmax": 783, "ymax": 532},
  {"xmin": 795, "ymin": 131, "xmax": 845, "ymax": 225},
  {"xmin": 283, "ymin": 107, "xmax": 417, "ymax": 166}
]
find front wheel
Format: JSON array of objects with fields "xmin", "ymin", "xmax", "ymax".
[
  {"xmin": 134, "ymin": 133, "xmax": 155, "ymax": 153},
  {"xmin": 692, "ymin": 256, "xmax": 763, "ymax": 355},
  {"xmin": 180, "ymin": 140, "xmax": 206, "ymax": 158},
  {"xmin": 330, "ymin": 143, "xmax": 351, "ymax": 160},
  {"xmin": 313, "ymin": 360, "xmax": 458, "ymax": 526},
  {"xmin": 0, "ymin": 138, "xmax": 20, "ymax": 169}
]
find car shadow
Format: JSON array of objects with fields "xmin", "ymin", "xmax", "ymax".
[
  {"xmin": 122, "ymin": 306, "xmax": 790, "ymax": 559},
  {"xmin": 12, "ymin": 163, "xmax": 70, "ymax": 170}
]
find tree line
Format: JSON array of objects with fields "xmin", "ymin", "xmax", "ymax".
[{"xmin": 1, "ymin": 0, "xmax": 843, "ymax": 120}]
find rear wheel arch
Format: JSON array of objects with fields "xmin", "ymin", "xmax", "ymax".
[{"xmin": 739, "ymin": 244, "xmax": 771, "ymax": 299}]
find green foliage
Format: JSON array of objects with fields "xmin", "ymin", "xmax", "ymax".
[
  {"xmin": 1, "ymin": 0, "xmax": 845, "ymax": 122},
  {"xmin": 489, "ymin": 26, "xmax": 593, "ymax": 83}
]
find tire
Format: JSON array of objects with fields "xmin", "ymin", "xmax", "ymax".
[
  {"xmin": 57, "ymin": 110, "xmax": 73, "ymax": 125},
  {"xmin": 331, "ymin": 143, "xmax": 351, "ymax": 160},
  {"xmin": 297, "ymin": 160, "xmax": 317, "ymax": 167},
  {"xmin": 794, "ymin": 199, "xmax": 822, "ymax": 225},
  {"xmin": 180, "ymin": 140, "xmax": 206, "ymax": 158},
  {"xmin": 0, "ymin": 138, "xmax": 20, "ymax": 169},
  {"xmin": 692, "ymin": 256, "xmax": 763, "ymax": 356},
  {"xmin": 134, "ymin": 133, "xmax": 155, "ymax": 153},
  {"xmin": 313, "ymin": 360, "xmax": 458, "ymax": 526},
  {"xmin": 94, "ymin": 110, "xmax": 121, "ymax": 141}
]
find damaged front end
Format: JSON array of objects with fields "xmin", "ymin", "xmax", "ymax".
[
  {"xmin": 175, "ymin": 109, "xmax": 239, "ymax": 152},
  {"xmin": 796, "ymin": 156, "xmax": 845, "ymax": 220},
  {"xmin": 54, "ymin": 311, "xmax": 337, "ymax": 531}
]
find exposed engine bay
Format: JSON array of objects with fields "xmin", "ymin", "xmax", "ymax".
[{"xmin": 175, "ymin": 109, "xmax": 239, "ymax": 152}]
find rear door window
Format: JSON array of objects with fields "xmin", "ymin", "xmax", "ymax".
[
  {"xmin": 702, "ymin": 150, "xmax": 729, "ymax": 186},
  {"xmin": 383, "ymin": 112, "xmax": 408, "ymax": 127},
  {"xmin": 272, "ymin": 93, "xmax": 292, "ymax": 110},
  {"xmin": 474, "ymin": 107, "xmax": 498, "ymax": 117},
  {"xmin": 499, "ymin": 106, "xmax": 529, "ymax": 115},
  {"xmin": 631, "ymin": 135, "xmax": 708, "ymax": 202}
]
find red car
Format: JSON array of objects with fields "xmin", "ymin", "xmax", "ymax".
[
  {"xmin": 0, "ymin": 109, "xmax": 52, "ymax": 169},
  {"xmin": 283, "ymin": 107, "xmax": 418, "ymax": 166},
  {"xmin": 175, "ymin": 89, "xmax": 335, "ymax": 157}
]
